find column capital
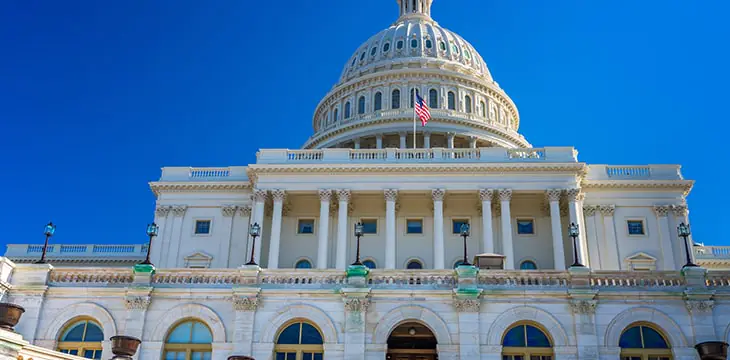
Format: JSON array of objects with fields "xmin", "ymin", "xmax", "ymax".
[
  {"xmin": 238, "ymin": 205, "xmax": 252, "ymax": 217},
  {"xmin": 253, "ymin": 189, "xmax": 268, "ymax": 202},
  {"xmin": 399, "ymin": 131, "xmax": 407, "ymax": 137},
  {"xmin": 125, "ymin": 295, "xmax": 151, "ymax": 310},
  {"xmin": 271, "ymin": 189, "xmax": 286, "ymax": 202},
  {"xmin": 384, "ymin": 189, "xmax": 398, "ymax": 202},
  {"xmin": 598, "ymin": 204, "xmax": 616, "ymax": 216},
  {"xmin": 582, "ymin": 205, "xmax": 598, "ymax": 217},
  {"xmin": 432, "ymin": 189, "xmax": 445, "ymax": 201},
  {"xmin": 479, "ymin": 189, "xmax": 494, "ymax": 202},
  {"xmin": 423, "ymin": 130, "xmax": 431, "ymax": 136},
  {"xmin": 569, "ymin": 299, "xmax": 597, "ymax": 315},
  {"xmin": 342, "ymin": 296, "xmax": 371, "ymax": 313},
  {"xmin": 337, "ymin": 189, "xmax": 351, "ymax": 202},
  {"xmin": 155, "ymin": 206, "xmax": 170, "ymax": 217},
  {"xmin": 453, "ymin": 297, "xmax": 481, "ymax": 313},
  {"xmin": 546, "ymin": 189, "xmax": 562, "ymax": 202},
  {"xmin": 672, "ymin": 204, "xmax": 688, "ymax": 217},
  {"xmin": 498, "ymin": 189, "xmax": 512, "ymax": 202},
  {"xmin": 171, "ymin": 205, "xmax": 187, "ymax": 217},
  {"xmin": 231, "ymin": 293, "xmax": 260, "ymax": 312},
  {"xmin": 653, "ymin": 205, "xmax": 671, "ymax": 217},
  {"xmin": 564, "ymin": 188, "xmax": 584, "ymax": 202},
  {"xmin": 318, "ymin": 189, "xmax": 333, "ymax": 202},
  {"xmin": 221, "ymin": 205, "xmax": 238, "ymax": 217}
]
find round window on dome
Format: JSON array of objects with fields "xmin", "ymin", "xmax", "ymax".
[
  {"xmin": 370, "ymin": 47, "xmax": 377, "ymax": 56},
  {"xmin": 411, "ymin": 39, "xmax": 418, "ymax": 48},
  {"xmin": 383, "ymin": 42, "xmax": 390, "ymax": 52},
  {"xmin": 425, "ymin": 39, "xmax": 432, "ymax": 49},
  {"xmin": 397, "ymin": 40, "xmax": 404, "ymax": 49},
  {"xmin": 439, "ymin": 41, "xmax": 446, "ymax": 51}
]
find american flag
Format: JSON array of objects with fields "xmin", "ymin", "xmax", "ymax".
[{"xmin": 414, "ymin": 93, "xmax": 431, "ymax": 126}]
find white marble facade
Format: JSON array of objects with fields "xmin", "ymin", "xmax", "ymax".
[{"xmin": 2, "ymin": 1, "xmax": 729, "ymax": 360}]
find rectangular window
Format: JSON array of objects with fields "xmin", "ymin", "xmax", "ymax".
[
  {"xmin": 627, "ymin": 220, "xmax": 645, "ymax": 235},
  {"xmin": 406, "ymin": 219, "xmax": 423, "ymax": 234},
  {"xmin": 297, "ymin": 219, "xmax": 315, "ymax": 234},
  {"xmin": 361, "ymin": 219, "xmax": 377, "ymax": 234},
  {"xmin": 516, "ymin": 219, "xmax": 535, "ymax": 235},
  {"xmin": 452, "ymin": 219, "xmax": 469, "ymax": 234},
  {"xmin": 194, "ymin": 220, "xmax": 211, "ymax": 234}
]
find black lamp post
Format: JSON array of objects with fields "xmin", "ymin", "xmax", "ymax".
[
  {"xmin": 139, "ymin": 223, "xmax": 158, "ymax": 265},
  {"xmin": 569, "ymin": 222, "xmax": 584, "ymax": 267},
  {"xmin": 352, "ymin": 222, "xmax": 364, "ymax": 266},
  {"xmin": 245, "ymin": 223, "xmax": 261, "ymax": 266},
  {"xmin": 35, "ymin": 222, "xmax": 56, "ymax": 264},
  {"xmin": 460, "ymin": 223, "xmax": 471, "ymax": 266},
  {"xmin": 678, "ymin": 222, "xmax": 698, "ymax": 268}
]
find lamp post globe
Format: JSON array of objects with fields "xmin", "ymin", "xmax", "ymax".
[
  {"xmin": 35, "ymin": 221, "xmax": 56, "ymax": 264},
  {"xmin": 246, "ymin": 223, "xmax": 261, "ymax": 266},
  {"xmin": 568, "ymin": 222, "xmax": 584, "ymax": 267},
  {"xmin": 459, "ymin": 223, "xmax": 471, "ymax": 266},
  {"xmin": 352, "ymin": 222, "xmax": 364, "ymax": 266},
  {"xmin": 140, "ymin": 222, "xmax": 159, "ymax": 265}
]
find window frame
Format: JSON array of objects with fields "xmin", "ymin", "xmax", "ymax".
[
  {"xmin": 362, "ymin": 258, "xmax": 377, "ymax": 269},
  {"xmin": 405, "ymin": 218, "xmax": 424, "ymax": 235},
  {"xmin": 274, "ymin": 320, "xmax": 325, "ymax": 360},
  {"xmin": 391, "ymin": 89, "xmax": 401, "ymax": 109},
  {"xmin": 296, "ymin": 218, "xmax": 316, "ymax": 235},
  {"xmin": 519, "ymin": 259, "xmax": 538, "ymax": 270},
  {"xmin": 447, "ymin": 91, "xmax": 456, "ymax": 110},
  {"xmin": 405, "ymin": 258, "xmax": 424, "ymax": 269},
  {"xmin": 359, "ymin": 218, "xmax": 378, "ymax": 235},
  {"xmin": 358, "ymin": 96, "xmax": 366, "ymax": 114},
  {"xmin": 56, "ymin": 318, "xmax": 103, "ymax": 359},
  {"xmin": 294, "ymin": 258, "xmax": 313, "ymax": 269},
  {"xmin": 193, "ymin": 219, "xmax": 213, "ymax": 236},
  {"xmin": 451, "ymin": 218, "xmax": 470, "ymax": 235},
  {"xmin": 501, "ymin": 322, "xmax": 554, "ymax": 360},
  {"xmin": 515, "ymin": 218, "xmax": 536, "ymax": 236},
  {"xmin": 374, "ymin": 91, "xmax": 383, "ymax": 111},
  {"xmin": 163, "ymin": 319, "xmax": 213, "ymax": 360},
  {"xmin": 429, "ymin": 88, "xmax": 439, "ymax": 108},
  {"xmin": 626, "ymin": 219, "xmax": 647, "ymax": 237},
  {"xmin": 465, "ymin": 95, "xmax": 472, "ymax": 113},
  {"xmin": 619, "ymin": 323, "xmax": 673, "ymax": 360},
  {"xmin": 344, "ymin": 102, "xmax": 351, "ymax": 119}
]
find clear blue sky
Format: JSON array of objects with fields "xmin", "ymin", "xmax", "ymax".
[{"xmin": 1, "ymin": 0, "xmax": 728, "ymax": 249}]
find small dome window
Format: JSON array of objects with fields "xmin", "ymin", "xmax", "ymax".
[
  {"xmin": 370, "ymin": 47, "xmax": 377, "ymax": 56},
  {"xmin": 383, "ymin": 42, "xmax": 391, "ymax": 52},
  {"xmin": 465, "ymin": 49, "xmax": 472, "ymax": 60},
  {"xmin": 439, "ymin": 41, "xmax": 446, "ymax": 51},
  {"xmin": 363, "ymin": 259, "xmax": 376, "ymax": 269},
  {"xmin": 452, "ymin": 43, "xmax": 460, "ymax": 54},
  {"xmin": 411, "ymin": 39, "xmax": 418, "ymax": 48},
  {"xmin": 425, "ymin": 39, "xmax": 433, "ymax": 49},
  {"xmin": 406, "ymin": 260, "xmax": 423, "ymax": 269},
  {"xmin": 351, "ymin": 57, "xmax": 356, "ymax": 66},
  {"xmin": 295, "ymin": 259, "xmax": 312, "ymax": 269},
  {"xmin": 360, "ymin": 52, "xmax": 366, "ymax": 61},
  {"xmin": 396, "ymin": 40, "xmax": 404, "ymax": 49}
]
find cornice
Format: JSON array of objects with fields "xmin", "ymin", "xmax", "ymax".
[
  {"xmin": 580, "ymin": 180, "xmax": 694, "ymax": 196},
  {"xmin": 149, "ymin": 181, "xmax": 252, "ymax": 196},
  {"xmin": 305, "ymin": 117, "xmax": 529, "ymax": 149}
]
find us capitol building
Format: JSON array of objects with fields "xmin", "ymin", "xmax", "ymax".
[{"xmin": 1, "ymin": 1, "xmax": 729, "ymax": 360}]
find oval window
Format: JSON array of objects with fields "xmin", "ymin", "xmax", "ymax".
[
  {"xmin": 397, "ymin": 40, "xmax": 404, "ymax": 49},
  {"xmin": 452, "ymin": 43, "xmax": 460, "ymax": 54},
  {"xmin": 411, "ymin": 39, "xmax": 418, "ymax": 48},
  {"xmin": 465, "ymin": 50, "xmax": 471, "ymax": 59},
  {"xmin": 439, "ymin": 41, "xmax": 446, "ymax": 51},
  {"xmin": 360, "ymin": 52, "xmax": 366, "ymax": 61},
  {"xmin": 383, "ymin": 42, "xmax": 390, "ymax": 52},
  {"xmin": 370, "ymin": 47, "xmax": 377, "ymax": 56},
  {"xmin": 426, "ymin": 39, "xmax": 433, "ymax": 49}
]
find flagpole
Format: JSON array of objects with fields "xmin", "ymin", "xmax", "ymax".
[{"xmin": 413, "ymin": 91, "xmax": 417, "ymax": 149}]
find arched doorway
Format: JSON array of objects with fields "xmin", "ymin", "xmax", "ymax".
[{"xmin": 386, "ymin": 322, "xmax": 438, "ymax": 360}]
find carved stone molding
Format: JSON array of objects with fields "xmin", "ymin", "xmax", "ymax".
[
  {"xmin": 318, "ymin": 189, "xmax": 332, "ymax": 202},
  {"xmin": 498, "ymin": 188, "xmax": 512, "ymax": 202},
  {"xmin": 125, "ymin": 295, "xmax": 151, "ymax": 310},
  {"xmin": 653, "ymin": 205, "xmax": 670, "ymax": 217},
  {"xmin": 253, "ymin": 189, "xmax": 268, "ymax": 203},
  {"xmin": 271, "ymin": 189, "xmax": 286, "ymax": 202},
  {"xmin": 221, "ymin": 205, "xmax": 237, "ymax": 217},
  {"xmin": 171, "ymin": 205, "xmax": 187, "ymax": 217},
  {"xmin": 546, "ymin": 189, "xmax": 562, "ymax": 202},
  {"xmin": 343, "ymin": 297, "xmax": 371, "ymax": 313},
  {"xmin": 583, "ymin": 206, "xmax": 597, "ymax": 217},
  {"xmin": 565, "ymin": 188, "xmax": 584, "ymax": 202},
  {"xmin": 599, "ymin": 204, "xmax": 616, "ymax": 217},
  {"xmin": 685, "ymin": 300, "xmax": 714, "ymax": 313},
  {"xmin": 478, "ymin": 189, "xmax": 494, "ymax": 202},
  {"xmin": 432, "ymin": 189, "xmax": 445, "ymax": 202},
  {"xmin": 232, "ymin": 294, "xmax": 260, "ymax": 311},
  {"xmin": 570, "ymin": 299, "xmax": 597, "ymax": 315},
  {"xmin": 155, "ymin": 206, "xmax": 170, "ymax": 217},
  {"xmin": 337, "ymin": 189, "xmax": 351, "ymax": 202},
  {"xmin": 672, "ymin": 204, "xmax": 688, "ymax": 217},
  {"xmin": 453, "ymin": 298, "xmax": 480, "ymax": 312},
  {"xmin": 384, "ymin": 189, "xmax": 398, "ymax": 202},
  {"xmin": 238, "ymin": 205, "xmax": 252, "ymax": 217}
]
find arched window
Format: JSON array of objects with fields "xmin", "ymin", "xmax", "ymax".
[
  {"xmin": 465, "ymin": 95, "xmax": 472, "ymax": 113},
  {"xmin": 392, "ymin": 89, "xmax": 401, "ymax": 109},
  {"xmin": 520, "ymin": 260, "xmax": 538, "ymax": 270},
  {"xmin": 363, "ymin": 259, "xmax": 376, "ymax": 269},
  {"xmin": 295, "ymin": 259, "xmax": 312, "ymax": 269},
  {"xmin": 447, "ymin": 91, "xmax": 456, "ymax": 110},
  {"xmin": 429, "ymin": 89, "xmax": 439, "ymax": 108},
  {"xmin": 502, "ymin": 323, "xmax": 553, "ymax": 360},
  {"xmin": 425, "ymin": 39, "xmax": 433, "ymax": 49},
  {"xmin": 275, "ymin": 321, "xmax": 324, "ymax": 360},
  {"xmin": 406, "ymin": 260, "xmax": 423, "ymax": 269},
  {"xmin": 439, "ymin": 41, "xmax": 446, "ymax": 51},
  {"xmin": 411, "ymin": 39, "xmax": 418, "ymax": 48},
  {"xmin": 57, "ymin": 319, "xmax": 103, "ymax": 359},
  {"xmin": 164, "ymin": 320, "xmax": 213, "ymax": 360},
  {"xmin": 619, "ymin": 324, "xmax": 672, "ymax": 360},
  {"xmin": 370, "ymin": 47, "xmax": 377, "ymax": 56},
  {"xmin": 344, "ymin": 102, "xmax": 351, "ymax": 119},
  {"xmin": 480, "ymin": 101, "xmax": 486, "ymax": 117},
  {"xmin": 358, "ymin": 96, "xmax": 366, "ymax": 114},
  {"xmin": 383, "ymin": 42, "xmax": 390, "ymax": 53},
  {"xmin": 333, "ymin": 108, "xmax": 339, "ymax": 123},
  {"xmin": 396, "ymin": 40, "xmax": 404, "ymax": 50},
  {"xmin": 374, "ymin": 92, "xmax": 383, "ymax": 111}
]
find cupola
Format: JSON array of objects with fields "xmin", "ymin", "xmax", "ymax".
[{"xmin": 397, "ymin": 0, "xmax": 433, "ymax": 20}]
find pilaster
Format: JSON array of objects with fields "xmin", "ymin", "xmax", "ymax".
[
  {"xmin": 432, "ymin": 189, "xmax": 445, "ymax": 269},
  {"xmin": 598, "ymin": 205, "xmax": 620, "ymax": 270},
  {"xmin": 546, "ymin": 189, "xmax": 565, "ymax": 270},
  {"xmin": 653, "ymin": 205, "xmax": 677, "ymax": 270},
  {"xmin": 479, "ymin": 189, "xmax": 494, "ymax": 254},
  {"xmin": 166, "ymin": 205, "xmax": 187, "ymax": 267},
  {"xmin": 268, "ymin": 189, "xmax": 286, "ymax": 269},
  {"xmin": 7, "ymin": 263, "xmax": 52, "ymax": 343},
  {"xmin": 123, "ymin": 287, "xmax": 152, "ymax": 360},
  {"xmin": 498, "ymin": 189, "xmax": 514, "ymax": 269},
  {"xmin": 317, "ymin": 190, "xmax": 332, "ymax": 269},
  {"xmin": 341, "ymin": 288, "xmax": 371, "ymax": 360},
  {"xmin": 231, "ymin": 288, "xmax": 261, "ymax": 356},
  {"xmin": 565, "ymin": 189, "xmax": 589, "ymax": 268},
  {"xmin": 151, "ymin": 206, "xmax": 170, "ymax": 267},
  {"xmin": 384, "ymin": 189, "xmax": 398, "ymax": 269},
  {"xmin": 583, "ymin": 206, "xmax": 601, "ymax": 268},
  {"xmin": 568, "ymin": 287, "xmax": 599, "ymax": 360}
]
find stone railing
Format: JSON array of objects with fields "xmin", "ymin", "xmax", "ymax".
[
  {"xmin": 478, "ymin": 270, "xmax": 569, "ymax": 287},
  {"xmin": 706, "ymin": 271, "xmax": 730, "ymax": 288},
  {"xmin": 368, "ymin": 270, "xmax": 456, "ymax": 288},
  {"xmin": 5, "ymin": 244, "xmax": 148, "ymax": 262},
  {"xmin": 586, "ymin": 164, "xmax": 684, "ymax": 181},
  {"xmin": 159, "ymin": 166, "xmax": 249, "ymax": 181},
  {"xmin": 260, "ymin": 269, "xmax": 347, "ymax": 286},
  {"xmin": 153, "ymin": 269, "xmax": 245, "ymax": 286},
  {"xmin": 255, "ymin": 147, "xmax": 577, "ymax": 165},
  {"xmin": 49, "ymin": 268, "xmax": 134, "ymax": 285},
  {"xmin": 589, "ymin": 271, "xmax": 685, "ymax": 288},
  {"xmin": 695, "ymin": 245, "xmax": 730, "ymax": 260}
]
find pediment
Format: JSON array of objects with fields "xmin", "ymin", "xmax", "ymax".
[
  {"xmin": 626, "ymin": 252, "xmax": 657, "ymax": 262},
  {"xmin": 184, "ymin": 251, "xmax": 213, "ymax": 261}
]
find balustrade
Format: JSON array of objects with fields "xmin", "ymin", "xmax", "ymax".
[
  {"xmin": 49, "ymin": 269, "xmax": 134, "ymax": 285},
  {"xmin": 189, "ymin": 167, "xmax": 231, "ymax": 178},
  {"xmin": 605, "ymin": 166, "xmax": 651, "ymax": 178},
  {"xmin": 589, "ymin": 271, "xmax": 685, "ymax": 288}
]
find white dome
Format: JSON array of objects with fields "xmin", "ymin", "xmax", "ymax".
[{"xmin": 305, "ymin": 0, "xmax": 528, "ymax": 150}]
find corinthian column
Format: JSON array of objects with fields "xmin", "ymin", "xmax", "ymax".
[
  {"xmin": 251, "ymin": 189, "xmax": 267, "ymax": 264},
  {"xmin": 479, "ymin": 189, "xmax": 494, "ymax": 254},
  {"xmin": 432, "ymin": 189, "xmax": 445, "ymax": 269},
  {"xmin": 546, "ymin": 189, "xmax": 566, "ymax": 270},
  {"xmin": 317, "ymin": 190, "xmax": 332, "ymax": 269},
  {"xmin": 565, "ymin": 188, "xmax": 589, "ymax": 268},
  {"xmin": 499, "ymin": 189, "xmax": 515, "ymax": 269},
  {"xmin": 599, "ymin": 205, "xmax": 620, "ymax": 270},
  {"xmin": 384, "ymin": 189, "xmax": 398, "ymax": 269},
  {"xmin": 654, "ymin": 205, "xmax": 676, "ymax": 270},
  {"xmin": 267, "ymin": 189, "xmax": 286, "ymax": 269},
  {"xmin": 336, "ymin": 190, "xmax": 351, "ymax": 269}
]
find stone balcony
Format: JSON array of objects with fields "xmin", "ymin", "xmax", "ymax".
[
  {"xmin": 4, "ymin": 244, "xmax": 147, "ymax": 264},
  {"xmin": 695, "ymin": 245, "xmax": 730, "ymax": 269}
]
